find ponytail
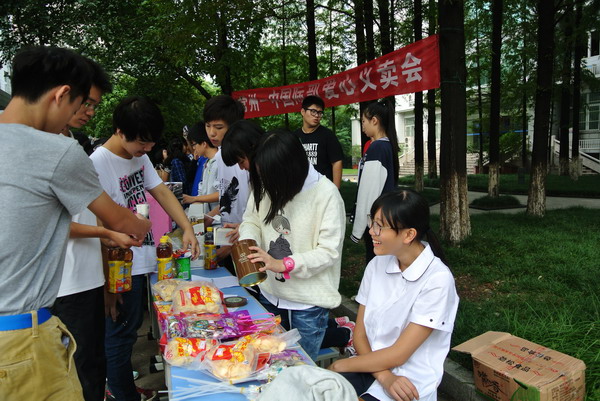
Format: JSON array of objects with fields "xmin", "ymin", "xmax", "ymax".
[
  {"xmin": 363, "ymin": 99, "xmax": 400, "ymax": 184},
  {"xmin": 424, "ymin": 227, "xmax": 448, "ymax": 267}
]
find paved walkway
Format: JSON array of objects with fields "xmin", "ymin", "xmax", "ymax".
[
  {"xmin": 342, "ymin": 174, "xmax": 600, "ymax": 214},
  {"xmin": 432, "ymin": 191, "xmax": 600, "ymax": 215}
]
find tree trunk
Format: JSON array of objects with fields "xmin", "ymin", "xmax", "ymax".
[
  {"xmin": 364, "ymin": 0, "xmax": 376, "ymax": 62},
  {"xmin": 216, "ymin": 11, "xmax": 233, "ymax": 94},
  {"xmin": 282, "ymin": 3, "xmax": 289, "ymax": 130},
  {"xmin": 378, "ymin": 0, "xmax": 392, "ymax": 54},
  {"xmin": 570, "ymin": 0, "xmax": 583, "ymax": 180},
  {"xmin": 414, "ymin": 0, "xmax": 424, "ymax": 192},
  {"xmin": 438, "ymin": 0, "xmax": 470, "ymax": 244},
  {"xmin": 558, "ymin": 4, "xmax": 573, "ymax": 176},
  {"xmin": 474, "ymin": 3, "xmax": 485, "ymax": 174},
  {"xmin": 427, "ymin": 89, "xmax": 438, "ymax": 179},
  {"xmin": 306, "ymin": 0, "xmax": 318, "ymax": 81},
  {"xmin": 356, "ymin": 0, "xmax": 370, "ymax": 149},
  {"xmin": 527, "ymin": 0, "xmax": 555, "ymax": 217},
  {"xmin": 427, "ymin": 0, "xmax": 437, "ymax": 179},
  {"xmin": 521, "ymin": 1, "xmax": 529, "ymax": 169},
  {"xmin": 488, "ymin": 0, "xmax": 503, "ymax": 198}
]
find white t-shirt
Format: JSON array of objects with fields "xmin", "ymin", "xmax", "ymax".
[
  {"xmin": 214, "ymin": 149, "xmax": 249, "ymax": 224},
  {"xmin": 355, "ymin": 244, "xmax": 459, "ymax": 401},
  {"xmin": 57, "ymin": 209, "xmax": 104, "ymax": 297},
  {"xmin": 199, "ymin": 157, "xmax": 219, "ymax": 214},
  {"xmin": 90, "ymin": 146, "xmax": 163, "ymax": 275}
]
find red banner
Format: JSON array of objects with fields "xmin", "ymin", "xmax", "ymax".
[{"xmin": 233, "ymin": 35, "xmax": 440, "ymax": 119}]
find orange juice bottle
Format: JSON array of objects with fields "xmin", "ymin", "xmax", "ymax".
[
  {"xmin": 204, "ymin": 227, "xmax": 217, "ymax": 270},
  {"xmin": 107, "ymin": 247, "xmax": 125, "ymax": 293},
  {"xmin": 122, "ymin": 248, "xmax": 133, "ymax": 292},
  {"xmin": 157, "ymin": 236, "xmax": 174, "ymax": 280}
]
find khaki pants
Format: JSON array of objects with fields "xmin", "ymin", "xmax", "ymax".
[{"xmin": 0, "ymin": 314, "xmax": 83, "ymax": 401}]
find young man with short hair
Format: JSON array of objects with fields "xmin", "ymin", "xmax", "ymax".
[
  {"xmin": 91, "ymin": 96, "xmax": 199, "ymax": 401},
  {"xmin": 203, "ymin": 95, "xmax": 247, "ymax": 267},
  {"xmin": 294, "ymin": 95, "xmax": 344, "ymax": 188},
  {"xmin": 182, "ymin": 121, "xmax": 219, "ymax": 216},
  {"xmin": 52, "ymin": 58, "xmax": 136, "ymax": 401},
  {"xmin": 0, "ymin": 46, "xmax": 151, "ymax": 401}
]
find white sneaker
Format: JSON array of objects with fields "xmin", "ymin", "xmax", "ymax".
[{"xmin": 133, "ymin": 370, "xmax": 140, "ymax": 380}]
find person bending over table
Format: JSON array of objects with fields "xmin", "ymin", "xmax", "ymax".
[{"xmin": 238, "ymin": 130, "xmax": 346, "ymax": 361}]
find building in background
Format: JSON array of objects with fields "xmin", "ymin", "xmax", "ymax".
[{"xmin": 0, "ymin": 61, "xmax": 11, "ymax": 109}]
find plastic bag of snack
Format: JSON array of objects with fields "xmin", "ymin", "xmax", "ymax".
[
  {"xmin": 251, "ymin": 314, "xmax": 284, "ymax": 335},
  {"xmin": 164, "ymin": 337, "xmax": 219, "ymax": 367},
  {"xmin": 201, "ymin": 336, "xmax": 258, "ymax": 382},
  {"xmin": 252, "ymin": 328, "xmax": 301, "ymax": 354},
  {"xmin": 171, "ymin": 280, "xmax": 224, "ymax": 314},
  {"xmin": 164, "ymin": 314, "xmax": 186, "ymax": 339},
  {"xmin": 152, "ymin": 279, "xmax": 184, "ymax": 302},
  {"xmin": 182, "ymin": 311, "xmax": 254, "ymax": 340}
]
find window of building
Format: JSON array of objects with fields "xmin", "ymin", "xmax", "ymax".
[
  {"xmin": 591, "ymin": 31, "xmax": 600, "ymax": 57},
  {"xmin": 405, "ymin": 117, "xmax": 415, "ymax": 138},
  {"xmin": 579, "ymin": 92, "xmax": 600, "ymax": 130}
]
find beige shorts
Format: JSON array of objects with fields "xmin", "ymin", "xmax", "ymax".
[{"xmin": 0, "ymin": 313, "xmax": 83, "ymax": 401}]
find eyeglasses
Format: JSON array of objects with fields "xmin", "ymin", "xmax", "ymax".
[
  {"xmin": 83, "ymin": 101, "xmax": 98, "ymax": 111},
  {"xmin": 367, "ymin": 214, "xmax": 393, "ymax": 236},
  {"xmin": 305, "ymin": 108, "xmax": 324, "ymax": 118}
]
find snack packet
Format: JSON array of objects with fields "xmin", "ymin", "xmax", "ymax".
[
  {"xmin": 202, "ymin": 336, "xmax": 258, "ymax": 381},
  {"xmin": 171, "ymin": 281, "xmax": 224, "ymax": 314},
  {"xmin": 152, "ymin": 279, "xmax": 184, "ymax": 302},
  {"xmin": 252, "ymin": 329, "xmax": 301, "ymax": 354},
  {"xmin": 182, "ymin": 311, "xmax": 255, "ymax": 340},
  {"xmin": 164, "ymin": 337, "xmax": 219, "ymax": 367}
]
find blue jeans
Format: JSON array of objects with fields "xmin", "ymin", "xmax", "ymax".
[
  {"xmin": 105, "ymin": 274, "xmax": 145, "ymax": 401},
  {"xmin": 259, "ymin": 295, "xmax": 328, "ymax": 361}
]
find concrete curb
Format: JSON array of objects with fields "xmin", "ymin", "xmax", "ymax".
[{"xmin": 333, "ymin": 295, "xmax": 487, "ymax": 401}]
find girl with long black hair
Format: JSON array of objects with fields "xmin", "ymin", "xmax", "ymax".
[
  {"xmin": 238, "ymin": 130, "xmax": 346, "ymax": 361},
  {"xmin": 351, "ymin": 100, "xmax": 400, "ymax": 264}
]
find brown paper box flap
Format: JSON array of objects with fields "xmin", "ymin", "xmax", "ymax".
[
  {"xmin": 454, "ymin": 331, "xmax": 587, "ymax": 388},
  {"xmin": 453, "ymin": 331, "xmax": 513, "ymax": 355}
]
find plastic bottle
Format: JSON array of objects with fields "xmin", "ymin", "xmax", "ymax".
[
  {"xmin": 122, "ymin": 248, "xmax": 133, "ymax": 292},
  {"xmin": 107, "ymin": 247, "xmax": 125, "ymax": 293},
  {"xmin": 157, "ymin": 236, "xmax": 174, "ymax": 280},
  {"xmin": 204, "ymin": 227, "xmax": 217, "ymax": 270}
]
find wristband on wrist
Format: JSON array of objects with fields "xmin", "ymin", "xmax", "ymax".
[{"xmin": 282, "ymin": 257, "xmax": 295, "ymax": 279}]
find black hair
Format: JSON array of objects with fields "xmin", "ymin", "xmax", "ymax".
[
  {"xmin": 11, "ymin": 46, "xmax": 92, "ymax": 103},
  {"xmin": 203, "ymin": 95, "xmax": 245, "ymax": 126},
  {"xmin": 301, "ymin": 95, "xmax": 325, "ymax": 110},
  {"xmin": 363, "ymin": 100, "xmax": 399, "ymax": 184},
  {"xmin": 221, "ymin": 120, "xmax": 265, "ymax": 167},
  {"xmin": 164, "ymin": 136, "xmax": 189, "ymax": 167},
  {"xmin": 112, "ymin": 96, "xmax": 164, "ymax": 143},
  {"xmin": 85, "ymin": 57, "xmax": 112, "ymax": 94},
  {"xmin": 370, "ymin": 189, "xmax": 447, "ymax": 265},
  {"xmin": 187, "ymin": 121, "xmax": 215, "ymax": 148},
  {"xmin": 250, "ymin": 130, "xmax": 309, "ymax": 224}
]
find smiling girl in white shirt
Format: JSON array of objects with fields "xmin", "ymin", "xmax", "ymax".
[{"xmin": 330, "ymin": 189, "xmax": 459, "ymax": 401}]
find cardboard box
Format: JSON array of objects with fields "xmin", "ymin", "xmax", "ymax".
[{"xmin": 453, "ymin": 331, "xmax": 586, "ymax": 401}]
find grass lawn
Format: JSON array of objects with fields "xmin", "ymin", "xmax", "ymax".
[{"xmin": 338, "ymin": 181, "xmax": 600, "ymax": 399}]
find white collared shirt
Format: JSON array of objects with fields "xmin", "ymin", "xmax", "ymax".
[{"xmin": 355, "ymin": 244, "xmax": 459, "ymax": 401}]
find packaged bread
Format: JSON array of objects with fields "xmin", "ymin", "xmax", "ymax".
[
  {"xmin": 171, "ymin": 281, "xmax": 224, "ymax": 314},
  {"xmin": 204, "ymin": 337, "xmax": 257, "ymax": 381},
  {"xmin": 164, "ymin": 337, "xmax": 218, "ymax": 366},
  {"xmin": 152, "ymin": 279, "xmax": 184, "ymax": 302},
  {"xmin": 252, "ymin": 328, "xmax": 301, "ymax": 354}
]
